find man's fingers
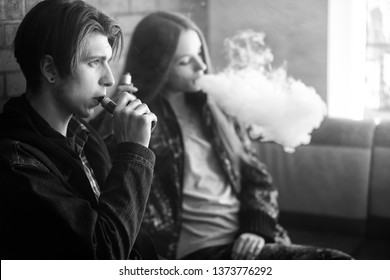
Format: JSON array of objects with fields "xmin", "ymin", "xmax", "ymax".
[
  {"xmin": 126, "ymin": 100, "xmax": 146, "ymax": 113},
  {"xmin": 143, "ymin": 112, "xmax": 158, "ymax": 130},
  {"xmin": 134, "ymin": 103, "xmax": 152, "ymax": 114},
  {"xmin": 114, "ymin": 94, "xmax": 157, "ymax": 132},
  {"xmin": 115, "ymin": 92, "xmax": 137, "ymax": 109}
]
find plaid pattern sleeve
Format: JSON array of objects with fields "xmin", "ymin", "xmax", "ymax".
[
  {"xmin": 69, "ymin": 118, "xmax": 101, "ymax": 200},
  {"xmin": 79, "ymin": 150, "xmax": 101, "ymax": 200}
]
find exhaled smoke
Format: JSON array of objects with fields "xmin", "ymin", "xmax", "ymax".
[{"xmin": 197, "ymin": 30, "xmax": 327, "ymax": 152}]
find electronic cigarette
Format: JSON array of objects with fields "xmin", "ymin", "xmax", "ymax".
[
  {"xmin": 98, "ymin": 96, "xmax": 116, "ymax": 114},
  {"xmin": 98, "ymin": 72, "xmax": 132, "ymax": 114},
  {"xmin": 98, "ymin": 73, "xmax": 156, "ymax": 130}
]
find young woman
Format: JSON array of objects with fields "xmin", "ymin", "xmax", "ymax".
[{"xmin": 92, "ymin": 11, "xmax": 351, "ymax": 260}]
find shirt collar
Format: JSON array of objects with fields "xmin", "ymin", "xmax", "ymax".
[{"xmin": 66, "ymin": 117, "xmax": 90, "ymax": 155}]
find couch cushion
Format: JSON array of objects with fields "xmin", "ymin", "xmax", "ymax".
[
  {"xmin": 310, "ymin": 117, "xmax": 375, "ymax": 147},
  {"xmin": 256, "ymin": 118, "xmax": 376, "ymax": 235},
  {"xmin": 258, "ymin": 143, "xmax": 371, "ymax": 220}
]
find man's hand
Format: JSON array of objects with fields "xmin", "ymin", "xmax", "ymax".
[
  {"xmin": 231, "ymin": 233, "xmax": 265, "ymax": 260},
  {"xmin": 113, "ymin": 91, "xmax": 157, "ymax": 147}
]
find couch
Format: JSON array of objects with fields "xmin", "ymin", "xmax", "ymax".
[{"xmin": 255, "ymin": 117, "xmax": 390, "ymax": 259}]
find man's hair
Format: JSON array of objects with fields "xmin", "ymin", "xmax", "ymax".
[{"xmin": 13, "ymin": 0, "xmax": 123, "ymax": 91}]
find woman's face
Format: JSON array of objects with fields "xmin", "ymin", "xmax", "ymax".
[{"xmin": 165, "ymin": 29, "xmax": 207, "ymax": 94}]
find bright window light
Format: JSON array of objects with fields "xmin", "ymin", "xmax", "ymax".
[
  {"xmin": 327, "ymin": 0, "xmax": 367, "ymax": 120},
  {"xmin": 328, "ymin": 0, "xmax": 390, "ymax": 122}
]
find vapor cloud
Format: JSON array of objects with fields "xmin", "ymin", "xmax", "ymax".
[{"xmin": 198, "ymin": 30, "xmax": 327, "ymax": 152}]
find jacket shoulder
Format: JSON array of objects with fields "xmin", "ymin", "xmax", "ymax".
[{"xmin": 0, "ymin": 138, "xmax": 50, "ymax": 171}]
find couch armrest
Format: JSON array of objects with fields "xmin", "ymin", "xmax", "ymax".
[{"xmin": 368, "ymin": 120, "xmax": 390, "ymax": 238}]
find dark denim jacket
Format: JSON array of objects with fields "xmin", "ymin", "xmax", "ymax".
[
  {"xmin": 0, "ymin": 95, "xmax": 155, "ymax": 259},
  {"xmin": 141, "ymin": 93, "xmax": 290, "ymax": 259}
]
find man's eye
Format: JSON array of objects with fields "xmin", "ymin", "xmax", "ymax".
[{"xmin": 89, "ymin": 59, "xmax": 100, "ymax": 67}]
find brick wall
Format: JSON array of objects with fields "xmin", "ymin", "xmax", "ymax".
[{"xmin": 0, "ymin": 0, "xmax": 208, "ymax": 112}]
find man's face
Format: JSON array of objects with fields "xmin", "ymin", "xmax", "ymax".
[{"xmin": 55, "ymin": 33, "xmax": 115, "ymax": 119}]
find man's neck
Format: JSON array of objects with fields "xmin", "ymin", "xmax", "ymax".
[{"xmin": 26, "ymin": 89, "xmax": 71, "ymax": 136}]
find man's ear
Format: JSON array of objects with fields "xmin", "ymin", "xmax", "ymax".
[{"xmin": 40, "ymin": 55, "xmax": 58, "ymax": 84}]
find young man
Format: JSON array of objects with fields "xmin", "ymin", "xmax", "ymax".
[{"xmin": 0, "ymin": 0, "xmax": 157, "ymax": 259}]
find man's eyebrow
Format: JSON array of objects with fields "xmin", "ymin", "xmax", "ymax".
[{"xmin": 84, "ymin": 54, "xmax": 112, "ymax": 62}]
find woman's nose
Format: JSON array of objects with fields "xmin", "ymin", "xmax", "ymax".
[
  {"xmin": 100, "ymin": 64, "xmax": 115, "ymax": 87},
  {"xmin": 195, "ymin": 56, "xmax": 207, "ymax": 72}
]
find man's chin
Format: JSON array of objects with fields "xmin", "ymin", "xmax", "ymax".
[{"xmin": 76, "ymin": 108, "xmax": 95, "ymax": 119}]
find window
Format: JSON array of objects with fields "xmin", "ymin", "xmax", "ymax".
[
  {"xmin": 328, "ymin": 0, "xmax": 390, "ymax": 121},
  {"xmin": 366, "ymin": 0, "xmax": 390, "ymax": 120}
]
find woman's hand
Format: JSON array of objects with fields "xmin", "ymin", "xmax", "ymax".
[{"xmin": 231, "ymin": 233, "xmax": 265, "ymax": 260}]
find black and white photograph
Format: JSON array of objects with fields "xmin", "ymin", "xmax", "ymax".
[{"xmin": 0, "ymin": 0, "xmax": 389, "ymax": 279}]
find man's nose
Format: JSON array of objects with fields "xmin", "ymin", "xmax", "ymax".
[{"xmin": 100, "ymin": 64, "xmax": 115, "ymax": 87}]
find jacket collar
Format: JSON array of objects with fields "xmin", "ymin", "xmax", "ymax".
[
  {"xmin": 0, "ymin": 94, "xmax": 98, "ymax": 206},
  {"xmin": 0, "ymin": 94, "xmax": 90, "ymax": 155}
]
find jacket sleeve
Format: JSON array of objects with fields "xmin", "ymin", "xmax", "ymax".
[
  {"xmin": 235, "ymin": 122, "xmax": 291, "ymax": 244},
  {"xmin": 96, "ymin": 142, "xmax": 156, "ymax": 258},
  {"xmin": 0, "ymin": 140, "xmax": 155, "ymax": 260}
]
